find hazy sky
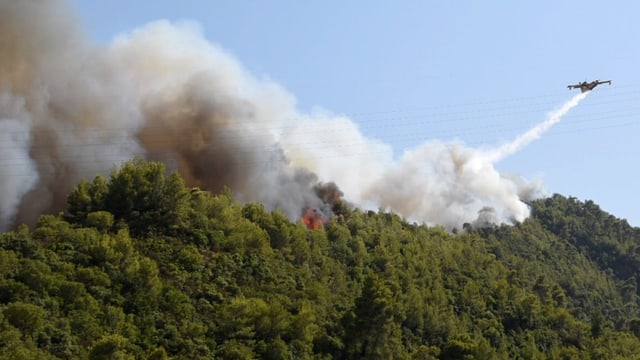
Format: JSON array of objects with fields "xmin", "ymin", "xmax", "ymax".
[{"xmin": 72, "ymin": 1, "xmax": 640, "ymax": 225}]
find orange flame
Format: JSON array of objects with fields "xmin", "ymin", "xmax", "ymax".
[{"xmin": 302, "ymin": 208, "xmax": 324, "ymax": 230}]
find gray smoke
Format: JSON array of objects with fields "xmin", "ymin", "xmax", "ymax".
[{"xmin": 0, "ymin": 1, "xmax": 583, "ymax": 230}]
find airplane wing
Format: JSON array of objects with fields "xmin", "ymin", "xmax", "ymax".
[{"xmin": 568, "ymin": 80, "xmax": 611, "ymax": 91}]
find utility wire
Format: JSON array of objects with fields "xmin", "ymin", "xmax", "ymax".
[{"xmin": 0, "ymin": 88, "xmax": 637, "ymax": 174}]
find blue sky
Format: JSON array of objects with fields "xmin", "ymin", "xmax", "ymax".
[{"xmin": 72, "ymin": 1, "xmax": 640, "ymax": 225}]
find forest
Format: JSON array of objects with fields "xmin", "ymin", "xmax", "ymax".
[{"xmin": 1, "ymin": 159, "xmax": 640, "ymax": 359}]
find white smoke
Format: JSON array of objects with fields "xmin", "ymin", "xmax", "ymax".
[
  {"xmin": 0, "ymin": 93, "xmax": 38, "ymax": 226},
  {"xmin": 0, "ymin": 0, "xmax": 588, "ymax": 230},
  {"xmin": 357, "ymin": 92, "xmax": 588, "ymax": 228}
]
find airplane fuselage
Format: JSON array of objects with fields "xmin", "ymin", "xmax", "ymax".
[{"xmin": 568, "ymin": 80, "xmax": 612, "ymax": 93}]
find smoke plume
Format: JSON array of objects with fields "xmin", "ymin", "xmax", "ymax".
[
  {"xmin": 361, "ymin": 92, "xmax": 589, "ymax": 228},
  {"xmin": 0, "ymin": 1, "xmax": 586, "ymax": 230}
]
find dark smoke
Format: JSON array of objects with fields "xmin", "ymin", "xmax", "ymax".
[{"xmin": 0, "ymin": 1, "xmax": 338, "ymax": 229}]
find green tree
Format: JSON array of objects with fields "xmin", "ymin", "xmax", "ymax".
[
  {"xmin": 343, "ymin": 274, "xmax": 407, "ymax": 359},
  {"xmin": 3, "ymin": 302, "xmax": 46, "ymax": 338},
  {"xmin": 68, "ymin": 159, "xmax": 192, "ymax": 237},
  {"xmin": 88, "ymin": 334, "xmax": 134, "ymax": 360}
]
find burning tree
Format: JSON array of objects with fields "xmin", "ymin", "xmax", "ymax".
[{"xmin": 301, "ymin": 182, "xmax": 348, "ymax": 230}]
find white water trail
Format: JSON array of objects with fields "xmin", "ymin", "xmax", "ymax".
[{"xmin": 484, "ymin": 91, "xmax": 589, "ymax": 163}]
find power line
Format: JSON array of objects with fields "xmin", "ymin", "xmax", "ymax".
[{"xmin": 0, "ymin": 87, "xmax": 637, "ymax": 173}]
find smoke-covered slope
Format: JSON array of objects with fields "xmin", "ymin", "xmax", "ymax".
[{"xmin": 0, "ymin": 0, "xmax": 590, "ymax": 231}]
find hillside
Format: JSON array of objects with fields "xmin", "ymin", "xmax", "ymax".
[{"xmin": 1, "ymin": 159, "xmax": 640, "ymax": 359}]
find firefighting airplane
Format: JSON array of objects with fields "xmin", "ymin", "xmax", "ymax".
[{"xmin": 567, "ymin": 80, "xmax": 612, "ymax": 93}]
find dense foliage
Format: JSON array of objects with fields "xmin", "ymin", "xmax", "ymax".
[{"xmin": 1, "ymin": 159, "xmax": 640, "ymax": 359}]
